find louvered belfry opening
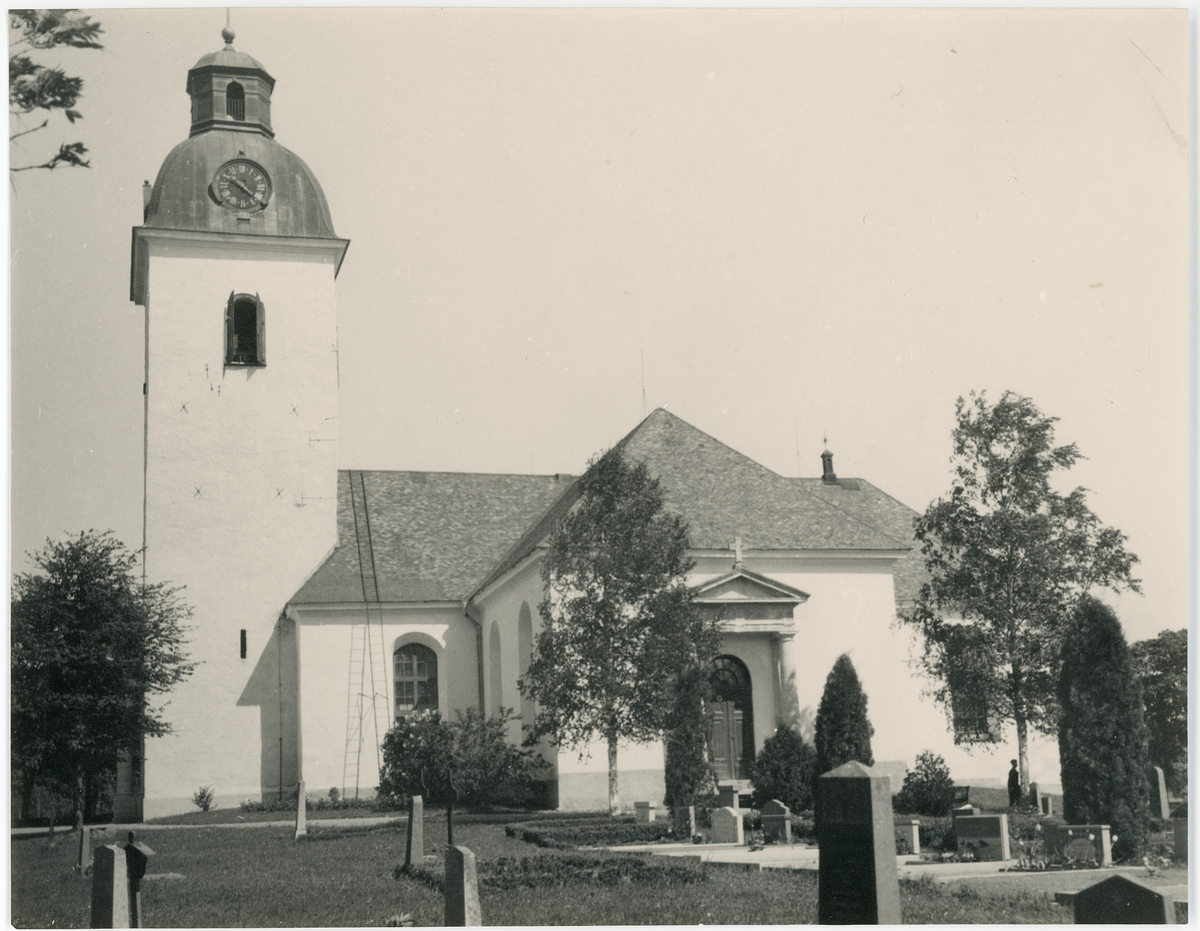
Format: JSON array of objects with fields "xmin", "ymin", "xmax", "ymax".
[{"xmin": 226, "ymin": 81, "xmax": 245, "ymax": 121}]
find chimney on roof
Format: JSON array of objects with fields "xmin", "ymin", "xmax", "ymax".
[{"xmin": 821, "ymin": 449, "xmax": 839, "ymax": 485}]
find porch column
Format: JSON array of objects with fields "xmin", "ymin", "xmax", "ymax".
[{"xmin": 774, "ymin": 632, "xmax": 800, "ymax": 728}]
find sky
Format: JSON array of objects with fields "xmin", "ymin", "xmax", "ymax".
[{"xmin": 8, "ymin": 7, "xmax": 1191, "ymax": 643}]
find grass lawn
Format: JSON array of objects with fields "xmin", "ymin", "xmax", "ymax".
[{"xmin": 12, "ymin": 821, "xmax": 1075, "ymax": 927}]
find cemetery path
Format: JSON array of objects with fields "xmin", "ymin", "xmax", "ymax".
[{"xmin": 9, "ymin": 815, "xmax": 406, "ymax": 837}]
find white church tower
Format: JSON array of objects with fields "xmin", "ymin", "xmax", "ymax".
[{"xmin": 129, "ymin": 27, "xmax": 348, "ymax": 818}]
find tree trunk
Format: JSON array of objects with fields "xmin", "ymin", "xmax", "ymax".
[
  {"xmin": 607, "ymin": 734, "xmax": 620, "ymax": 815},
  {"xmin": 1015, "ymin": 712, "xmax": 1030, "ymax": 795},
  {"xmin": 74, "ymin": 768, "xmax": 84, "ymax": 832}
]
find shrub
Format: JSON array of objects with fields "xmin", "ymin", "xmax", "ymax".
[
  {"xmin": 750, "ymin": 726, "xmax": 815, "ymax": 811},
  {"xmin": 1059, "ymin": 597, "xmax": 1151, "ymax": 861},
  {"xmin": 505, "ymin": 817, "xmax": 675, "ymax": 848},
  {"xmin": 894, "ymin": 752, "xmax": 955, "ymax": 816},
  {"xmin": 191, "ymin": 786, "xmax": 215, "ymax": 812},
  {"xmin": 378, "ymin": 707, "xmax": 549, "ymax": 815},
  {"xmin": 813, "ymin": 654, "xmax": 874, "ymax": 818}
]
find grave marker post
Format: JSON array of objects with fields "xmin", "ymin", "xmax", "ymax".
[
  {"xmin": 1072, "ymin": 874, "xmax": 1175, "ymax": 924},
  {"xmin": 444, "ymin": 845, "xmax": 482, "ymax": 926},
  {"xmin": 817, "ymin": 760, "xmax": 901, "ymax": 925},
  {"xmin": 1173, "ymin": 816, "xmax": 1187, "ymax": 861},
  {"xmin": 121, "ymin": 833, "xmax": 154, "ymax": 928},
  {"xmin": 78, "ymin": 825, "xmax": 92, "ymax": 875},
  {"xmin": 1148, "ymin": 767, "xmax": 1171, "ymax": 821},
  {"xmin": 404, "ymin": 795, "xmax": 424, "ymax": 868},
  {"xmin": 90, "ymin": 844, "xmax": 130, "ymax": 928},
  {"xmin": 294, "ymin": 781, "xmax": 307, "ymax": 840},
  {"xmin": 688, "ymin": 805, "xmax": 697, "ymax": 838}
]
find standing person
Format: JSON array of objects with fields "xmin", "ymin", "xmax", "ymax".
[{"xmin": 1007, "ymin": 760, "xmax": 1021, "ymax": 807}]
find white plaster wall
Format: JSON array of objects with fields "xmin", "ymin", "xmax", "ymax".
[
  {"xmin": 297, "ymin": 608, "xmax": 481, "ymax": 797},
  {"xmin": 693, "ymin": 554, "xmax": 1061, "ymax": 788},
  {"xmin": 141, "ymin": 244, "xmax": 339, "ymax": 816}
]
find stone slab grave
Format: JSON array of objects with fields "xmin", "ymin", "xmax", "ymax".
[
  {"xmin": 817, "ymin": 760, "xmax": 902, "ymax": 925},
  {"xmin": 711, "ymin": 806, "xmax": 744, "ymax": 845},
  {"xmin": 1044, "ymin": 823, "xmax": 1112, "ymax": 867},
  {"xmin": 444, "ymin": 845, "xmax": 482, "ymax": 926},
  {"xmin": 1072, "ymin": 874, "xmax": 1175, "ymax": 924},
  {"xmin": 635, "ymin": 801, "xmax": 664, "ymax": 823},
  {"xmin": 955, "ymin": 814, "xmax": 1011, "ymax": 862},
  {"xmin": 1148, "ymin": 767, "xmax": 1171, "ymax": 821},
  {"xmin": 761, "ymin": 800, "xmax": 792, "ymax": 844},
  {"xmin": 404, "ymin": 795, "xmax": 424, "ymax": 869}
]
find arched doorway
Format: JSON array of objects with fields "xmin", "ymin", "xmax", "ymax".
[{"xmin": 709, "ymin": 655, "xmax": 754, "ymax": 781}]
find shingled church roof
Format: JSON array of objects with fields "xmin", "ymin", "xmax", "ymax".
[{"xmin": 290, "ymin": 409, "xmax": 920, "ymax": 607}]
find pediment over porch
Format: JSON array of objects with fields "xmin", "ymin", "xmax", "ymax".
[{"xmin": 694, "ymin": 566, "xmax": 808, "ymax": 633}]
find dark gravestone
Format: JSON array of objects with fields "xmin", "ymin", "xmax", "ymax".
[
  {"xmin": 444, "ymin": 845, "xmax": 482, "ymax": 926},
  {"xmin": 1173, "ymin": 817, "xmax": 1187, "ymax": 861},
  {"xmin": 718, "ymin": 785, "xmax": 740, "ymax": 810},
  {"xmin": 1148, "ymin": 767, "xmax": 1170, "ymax": 821},
  {"xmin": 404, "ymin": 795, "xmax": 424, "ymax": 868},
  {"xmin": 762, "ymin": 799, "xmax": 792, "ymax": 844},
  {"xmin": 817, "ymin": 760, "xmax": 901, "ymax": 925},
  {"xmin": 1073, "ymin": 874, "xmax": 1174, "ymax": 924},
  {"xmin": 121, "ymin": 834, "xmax": 154, "ymax": 928}
]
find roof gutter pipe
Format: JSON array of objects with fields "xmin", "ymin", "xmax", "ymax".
[{"xmin": 463, "ymin": 601, "xmax": 486, "ymax": 714}]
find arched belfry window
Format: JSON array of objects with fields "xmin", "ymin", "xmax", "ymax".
[
  {"xmin": 225, "ymin": 82, "xmax": 245, "ymax": 121},
  {"xmin": 394, "ymin": 643, "xmax": 438, "ymax": 720},
  {"xmin": 225, "ymin": 292, "xmax": 265, "ymax": 366}
]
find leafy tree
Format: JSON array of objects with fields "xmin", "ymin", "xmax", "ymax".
[
  {"xmin": 11, "ymin": 531, "xmax": 195, "ymax": 826},
  {"xmin": 520, "ymin": 447, "xmax": 722, "ymax": 814},
  {"xmin": 377, "ymin": 707, "xmax": 547, "ymax": 844},
  {"xmin": 1058, "ymin": 597, "xmax": 1150, "ymax": 860},
  {"xmin": 814, "ymin": 654, "xmax": 874, "ymax": 776},
  {"xmin": 1130, "ymin": 629, "xmax": 1188, "ymax": 795},
  {"xmin": 662, "ymin": 664, "xmax": 718, "ymax": 828},
  {"xmin": 899, "ymin": 392, "xmax": 1140, "ymax": 792},
  {"xmin": 894, "ymin": 751, "xmax": 956, "ymax": 816},
  {"xmin": 9, "ymin": 9, "xmax": 103, "ymax": 173},
  {"xmin": 750, "ymin": 726, "xmax": 816, "ymax": 812}
]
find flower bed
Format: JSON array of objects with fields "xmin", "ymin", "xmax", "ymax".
[{"xmin": 505, "ymin": 816, "xmax": 677, "ymax": 848}]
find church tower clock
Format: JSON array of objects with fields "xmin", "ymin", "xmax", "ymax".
[{"xmin": 130, "ymin": 28, "xmax": 348, "ymax": 818}]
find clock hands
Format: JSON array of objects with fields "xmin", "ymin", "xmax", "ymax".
[{"xmin": 229, "ymin": 176, "xmax": 266, "ymax": 206}]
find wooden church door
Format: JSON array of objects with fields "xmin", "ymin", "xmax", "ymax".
[{"xmin": 709, "ymin": 656, "xmax": 753, "ymax": 781}]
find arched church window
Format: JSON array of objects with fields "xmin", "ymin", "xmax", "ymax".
[
  {"xmin": 225, "ymin": 82, "xmax": 245, "ymax": 121},
  {"xmin": 225, "ymin": 292, "xmax": 265, "ymax": 366},
  {"xmin": 394, "ymin": 643, "xmax": 438, "ymax": 721}
]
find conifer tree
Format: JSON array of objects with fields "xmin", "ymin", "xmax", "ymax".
[
  {"xmin": 750, "ymin": 726, "xmax": 816, "ymax": 812},
  {"xmin": 814, "ymin": 654, "xmax": 875, "ymax": 776},
  {"xmin": 1058, "ymin": 597, "xmax": 1150, "ymax": 861}
]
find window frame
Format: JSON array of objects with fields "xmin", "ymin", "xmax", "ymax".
[
  {"xmin": 224, "ymin": 291, "xmax": 266, "ymax": 367},
  {"xmin": 394, "ymin": 642, "xmax": 439, "ymax": 722}
]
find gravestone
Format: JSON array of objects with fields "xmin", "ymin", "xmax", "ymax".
[
  {"xmin": 1029, "ymin": 782, "xmax": 1042, "ymax": 810},
  {"xmin": 78, "ymin": 825, "xmax": 92, "ymax": 875},
  {"xmin": 711, "ymin": 806, "xmax": 744, "ymax": 845},
  {"xmin": 688, "ymin": 805, "xmax": 697, "ymax": 838},
  {"xmin": 90, "ymin": 844, "xmax": 130, "ymax": 928},
  {"xmin": 1172, "ymin": 817, "xmax": 1186, "ymax": 861},
  {"xmin": 1073, "ymin": 874, "xmax": 1175, "ymax": 924},
  {"xmin": 900, "ymin": 819, "xmax": 920, "ymax": 855},
  {"xmin": 955, "ymin": 814, "xmax": 1012, "ymax": 861},
  {"xmin": 634, "ymin": 801, "xmax": 662, "ymax": 823},
  {"xmin": 1148, "ymin": 767, "xmax": 1171, "ymax": 821},
  {"xmin": 294, "ymin": 781, "xmax": 307, "ymax": 840},
  {"xmin": 761, "ymin": 800, "xmax": 792, "ymax": 844},
  {"xmin": 444, "ymin": 845, "xmax": 482, "ymax": 926},
  {"xmin": 717, "ymin": 785, "xmax": 740, "ymax": 810},
  {"xmin": 817, "ymin": 760, "xmax": 902, "ymax": 925},
  {"xmin": 122, "ymin": 834, "xmax": 154, "ymax": 928},
  {"xmin": 1041, "ymin": 795, "xmax": 1054, "ymax": 816},
  {"xmin": 1045, "ymin": 824, "xmax": 1112, "ymax": 867},
  {"xmin": 404, "ymin": 795, "xmax": 424, "ymax": 868}
]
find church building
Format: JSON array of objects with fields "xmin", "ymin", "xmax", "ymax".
[{"xmin": 124, "ymin": 31, "xmax": 1033, "ymax": 820}]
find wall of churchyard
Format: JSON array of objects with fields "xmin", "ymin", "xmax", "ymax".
[{"xmin": 141, "ymin": 247, "xmax": 340, "ymax": 818}]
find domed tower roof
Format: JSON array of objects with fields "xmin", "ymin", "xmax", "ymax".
[{"xmin": 139, "ymin": 27, "xmax": 342, "ymax": 242}]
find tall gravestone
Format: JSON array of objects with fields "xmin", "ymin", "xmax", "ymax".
[
  {"xmin": 122, "ymin": 835, "xmax": 154, "ymax": 928},
  {"xmin": 1148, "ymin": 767, "xmax": 1171, "ymax": 821},
  {"xmin": 444, "ymin": 845, "xmax": 482, "ymax": 926},
  {"xmin": 817, "ymin": 761, "xmax": 901, "ymax": 925},
  {"xmin": 404, "ymin": 795, "xmax": 424, "ymax": 868},
  {"xmin": 294, "ymin": 781, "xmax": 307, "ymax": 840},
  {"xmin": 1073, "ymin": 874, "xmax": 1175, "ymax": 924},
  {"xmin": 90, "ymin": 844, "xmax": 131, "ymax": 928},
  {"xmin": 78, "ymin": 825, "xmax": 93, "ymax": 875}
]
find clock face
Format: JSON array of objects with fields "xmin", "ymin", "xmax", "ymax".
[{"xmin": 213, "ymin": 160, "xmax": 271, "ymax": 211}]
